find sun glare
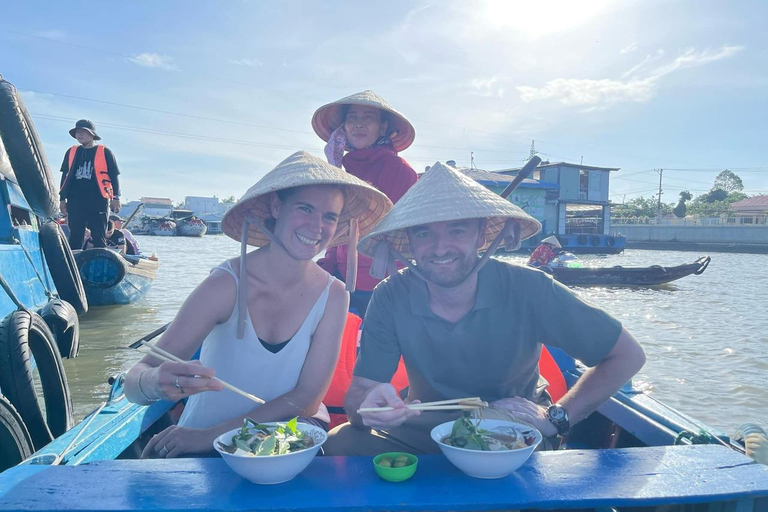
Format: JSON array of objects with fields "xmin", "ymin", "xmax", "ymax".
[{"xmin": 479, "ymin": 0, "xmax": 609, "ymax": 37}]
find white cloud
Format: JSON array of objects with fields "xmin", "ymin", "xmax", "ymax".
[
  {"xmin": 517, "ymin": 44, "xmax": 744, "ymax": 110},
  {"xmin": 128, "ymin": 53, "xmax": 178, "ymax": 70},
  {"xmin": 229, "ymin": 58, "xmax": 262, "ymax": 67},
  {"xmin": 620, "ymin": 43, "xmax": 638, "ymax": 54},
  {"xmin": 517, "ymin": 78, "xmax": 654, "ymax": 109},
  {"xmin": 34, "ymin": 30, "xmax": 67, "ymax": 41},
  {"xmin": 471, "ymin": 77, "xmax": 504, "ymax": 98},
  {"xmin": 648, "ymin": 45, "xmax": 743, "ymax": 78}
]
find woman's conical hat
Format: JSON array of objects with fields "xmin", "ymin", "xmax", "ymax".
[
  {"xmin": 222, "ymin": 151, "xmax": 392, "ymax": 248},
  {"xmin": 358, "ymin": 161, "xmax": 541, "ymax": 259},
  {"xmin": 311, "ymin": 90, "xmax": 416, "ymax": 152}
]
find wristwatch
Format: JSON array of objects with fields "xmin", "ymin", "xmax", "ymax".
[{"xmin": 546, "ymin": 403, "xmax": 570, "ymax": 436}]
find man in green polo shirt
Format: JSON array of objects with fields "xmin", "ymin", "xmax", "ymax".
[{"xmin": 324, "ymin": 161, "xmax": 646, "ymax": 456}]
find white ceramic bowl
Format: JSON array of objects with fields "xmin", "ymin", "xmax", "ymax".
[
  {"xmin": 430, "ymin": 419, "xmax": 542, "ymax": 479},
  {"xmin": 213, "ymin": 422, "xmax": 327, "ymax": 485}
]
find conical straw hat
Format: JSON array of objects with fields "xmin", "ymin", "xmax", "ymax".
[
  {"xmin": 541, "ymin": 235, "xmax": 562, "ymax": 248},
  {"xmin": 222, "ymin": 151, "xmax": 392, "ymax": 248},
  {"xmin": 311, "ymin": 90, "xmax": 416, "ymax": 152},
  {"xmin": 358, "ymin": 161, "xmax": 541, "ymax": 259}
]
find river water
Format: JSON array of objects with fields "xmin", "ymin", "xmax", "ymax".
[{"xmin": 64, "ymin": 235, "xmax": 768, "ymax": 435}]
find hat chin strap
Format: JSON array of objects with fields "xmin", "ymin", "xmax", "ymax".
[{"xmin": 371, "ymin": 220, "xmax": 521, "ymax": 290}]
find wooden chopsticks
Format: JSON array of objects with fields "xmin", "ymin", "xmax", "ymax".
[
  {"xmin": 138, "ymin": 341, "xmax": 266, "ymax": 405},
  {"xmin": 357, "ymin": 397, "xmax": 488, "ymax": 414}
]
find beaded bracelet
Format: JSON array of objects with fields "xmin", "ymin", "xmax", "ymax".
[{"xmin": 138, "ymin": 370, "xmax": 160, "ymax": 403}]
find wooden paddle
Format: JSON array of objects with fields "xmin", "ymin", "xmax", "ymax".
[
  {"xmin": 122, "ymin": 202, "xmax": 144, "ymax": 229},
  {"xmin": 500, "ymin": 156, "xmax": 541, "ymax": 199}
]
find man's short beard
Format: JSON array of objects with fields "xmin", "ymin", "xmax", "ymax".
[{"xmin": 418, "ymin": 254, "xmax": 479, "ymax": 288}]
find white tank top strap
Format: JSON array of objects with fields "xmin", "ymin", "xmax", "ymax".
[{"xmin": 211, "ymin": 260, "xmax": 239, "ymax": 281}]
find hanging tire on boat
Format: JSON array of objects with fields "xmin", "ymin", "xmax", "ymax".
[
  {"xmin": 0, "ymin": 394, "xmax": 34, "ymax": 472},
  {"xmin": 577, "ymin": 235, "xmax": 587, "ymax": 245},
  {"xmin": 0, "ymin": 76, "xmax": 58, "ymax": 219},
  {"xmin": 39, "ymin": 299, "xmax": 80, "ymax": 359},
  {"xmin": 39, "ymin": 220, "xmax": 88, "ymax": 315},
  {"xmin": 0, "ymin": 310, "xmax": 74, "ymax": 450},
  {"xmin": 606, "ymin": 236, "xmax": 615, "ymax": 246},
  {"xmin": 591, "ymin": 235, "xmax": 601, "ymax": 246}
]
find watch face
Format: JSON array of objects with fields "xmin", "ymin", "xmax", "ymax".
[{"xmin": 549, "ymin": 405, "xmax": 566, "ymax": 422}]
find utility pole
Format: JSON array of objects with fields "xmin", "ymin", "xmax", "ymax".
[
  {"xmin": 656, "ymin": 168, "xmax": 663, "ymax": 222},
  {"xmin": 528, "ymin": 140, "xmax": 537, "ymax": 161}
]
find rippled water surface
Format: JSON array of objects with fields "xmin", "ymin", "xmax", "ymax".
[{"xmin": 65, "ymin": 236, "xmax": 768, "ymax": 435}]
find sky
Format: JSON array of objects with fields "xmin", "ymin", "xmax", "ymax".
[{"xmin": 2, "ymin": 0, "xmax": 767, "ymax": 206}]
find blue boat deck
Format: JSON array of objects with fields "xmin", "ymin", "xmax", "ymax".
[{"xmin": 1, "ymin": 444, "xmax": 767, "ymax": 511}]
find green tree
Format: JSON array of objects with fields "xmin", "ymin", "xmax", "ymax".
[
  {"xmin": 713, "ymin": 169, "xmax": 744, "ymax": 194},
  {"xmin": 221, "ymin": 195, "xmax": 236, "ymax": 204},
  {"xmin": 612, "ymin": 196, "xmax": 673, "ymax": 218},
  {"xmin": 673, "ymin": 190, "xmax": 692, "ymax": 218}
]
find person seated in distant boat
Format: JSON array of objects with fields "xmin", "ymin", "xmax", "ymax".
[
  {"xmin": 527, "ymin": 235, "xmax": 562, "ymax": 267},
  {"xmin": 324, "ymin": 162, "xmax": 646, "ymax": 456},
  {"xmin": 123, "ymin": 151, "xmax": 392, "ymax": 458},
  {"xmin": 104, "ymin": 220, "xmax": 127, "ymax": 254},
  {"xmin": 312, "ymin": 91, "xmax": 418, "ymax": 316},
  {"xmin": 110, "ymin": 214, "xmax": 139, "ymax": 255}
]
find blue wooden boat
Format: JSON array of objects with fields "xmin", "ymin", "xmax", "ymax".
[
  {"xmin": 1, "ymin": 344, "xmax": 766, "ymax": 511},
  {"xmin": 74, "ymin": 249, "xmax": 160, "ymax": 306},
  {"xmin": 1, "ymin": 76, "xmax": 83, "ymax": 470}
]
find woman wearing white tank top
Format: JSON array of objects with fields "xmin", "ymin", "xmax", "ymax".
[{"xmin": 124, "ymin": 152, "xmax": 391, "ymax": 458}]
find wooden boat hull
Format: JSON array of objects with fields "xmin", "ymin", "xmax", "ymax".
[
  {"xmin": 544, "ymin": 256, "xmax": 711, "ymax": 286},
  {"xmin": 176, "ymin": 220, "xmax": 207, "ymax": 237},
  {"xmin": 74, "ymin": 249, "xmax": 160, "ymax": 306}
]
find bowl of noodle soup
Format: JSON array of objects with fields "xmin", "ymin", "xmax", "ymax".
[{"xmin": 430, "ymin": 418, "xmax": 542, "ymax": 479}]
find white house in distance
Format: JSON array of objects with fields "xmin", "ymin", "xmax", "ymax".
[
  {"xmin": 731, "ymin": 195, "xmax": 768, "ymax": 224},
  {"xmin": 139, "ymin": 197, "xmax": 174, "ymax": 217}
]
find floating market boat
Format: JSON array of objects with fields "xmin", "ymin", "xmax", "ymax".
[
  {"xmin": 132, "ymin": 216, "xmax": 177, "ymax": 236},
  {"xmin": 542, "ymin": 255, "xmax": 711, "ymax": 286},
  {"xmin": 74, "ymin": 249, "xmax": 160, "ymax": 306},
  {"xmin": 0, "ymin": 340, "xmax": 766, "ymax": 511},
  {"xmin": 170, "ymin": 209, "xmax": 207, "ymax": 237}
]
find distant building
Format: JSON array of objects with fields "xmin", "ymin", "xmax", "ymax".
[
  {"xmin": 458, "ymin": 167, "xmax": 559, "ymax": 235},
  {"xmin": 184, "ymin": 196, "xmax": 233, "ymax": 216},
  {"xmin": 139, "ymin": 197, "xmax": 174, "ymax": 217},
  {"xmin": 731, "ymin": 195, "xmax": 768, "ymax": 222},
  {"xmin": 494, "ymin": 162, "xmax": 619, "ymax": 236},
  {"xmin": 199, "ymin": 213, "xmax": 223, "ymax": 234}
]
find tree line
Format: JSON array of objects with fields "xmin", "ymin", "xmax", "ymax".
[{"xmin": 612, "ymin": 170, "xmax": 748, "ymax": 218}]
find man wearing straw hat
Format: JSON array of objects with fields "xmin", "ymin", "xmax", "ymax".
[
  {"xmin": 312, "ymin": 90, "xmax": 418, "ymax": 315},
  {"xmin": 324, "ymin": 162, "xmax": 646, "ymax": 455}
]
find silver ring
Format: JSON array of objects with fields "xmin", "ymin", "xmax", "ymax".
[
  {"xmin": 174, "ymin": 376, "xmax": 184, "ymax": 394},
  {"xmin": 159, "ymin": 445, "xmax": 169, "ymax": 456}
]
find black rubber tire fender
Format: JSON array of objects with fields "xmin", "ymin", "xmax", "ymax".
[
  {"xmin": 0, "ymin": 310, "xmax": 74, "ymax": 450},
  {"xmin": 606, "ymin": 236, "xmax": 615, "ymax": 246},
  {"xmin": 0, "ymin": 395, "xmax": 34, "ymax": 472},
  {"xmin": 0, "ymin": 76, "xmax": 58, "ymax": 219},
  {"xmin": 39, "ymin": 299, "xmax": 80, "ymax": 359},
  {"xmin": 591, "ymin": 235, "xmax": 601, "ymax": 246},
  {"xmin": 577, "ymin": 235, "xmax": 588, "ymax": 245},
  {"xmin": 39, "ymin": 220, "xmax": 88, "ymax": 314}
]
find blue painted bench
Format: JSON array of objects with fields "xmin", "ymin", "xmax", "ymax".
[{"xmin": 1, "ymin": 445, "xmax": 767, "ymax": 511}]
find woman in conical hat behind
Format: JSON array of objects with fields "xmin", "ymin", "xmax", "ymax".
[
  {"xmin": 312, "ymin": 90, "xmax": 418, "ymax": 315},
  {"xmin": 124, "ymin": 151, "xmax": 391, "ymax": 458},
  {"xmin": 527, "ymin": 234, "xmax": 562, "ymax": 268}
]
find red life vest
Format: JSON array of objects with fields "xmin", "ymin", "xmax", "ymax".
[{"xmin": 62, "ymin": 145, "xmax": 114, "ymax": 200}]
